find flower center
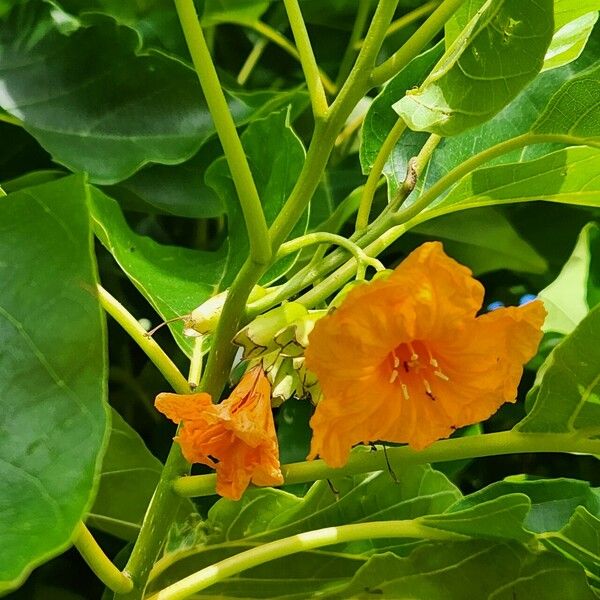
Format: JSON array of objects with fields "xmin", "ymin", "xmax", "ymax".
[{"xmin": 387, "ymin": 340, "xmax": 449, "ymax": 401}]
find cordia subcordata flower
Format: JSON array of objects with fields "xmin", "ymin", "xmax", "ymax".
[{"xmin": 305, "ymin": 242, "xmax": 546, "ymax": 468}]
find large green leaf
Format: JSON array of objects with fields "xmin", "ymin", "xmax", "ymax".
[
  {"xmin": 413, "ymin": 146, "xmax": 600, "ymax": 221},
  {"xmin": 411, "ymin": 207, "xmax": 549, "ymax": 275},
  {"xmin": 446, "ymin": 0, "xmax": 600, "ymax": 72},
  {"xmin": 533, "ymin": 62, "xmax": 600, "ymax": 138},
  {"xmin": 393, "ymin": 0, "xmax": 554, "ymax": 136},
  {"xmin": 0, "ymin": 176, "xmax": 108, "ymax": 593},
  {"xmin": 325, "ymin": 540, "xmax": 596, "ymax": 599},
  {"xmin": 86, "ymin": 409, "xmax": 162, "ymax": 542},
  {"xmin": 89, "ymin": 186, "xmax": 226, "ymax": 356},
  {"xmin": 205, "ymin": 109, "xmax": 309, "ymax": 287},
  {"xmin": 515, "ymin": 303, "xmax": 600, "ymax": 438},
  {"xmin": 411, "ymin": 30, "xmax": 600, "ymax": 198},
  {"xmin": 539, "ymin": 222, "xmax": 600, "ymax": 334},
  {"xmin": 0, "ymin": 2, "xmax": 301, "ymax": 184}
]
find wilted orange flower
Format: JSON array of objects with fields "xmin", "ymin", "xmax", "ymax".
[
  {"xmin": 305, "ymin": 242, "xmax": 546, "ymax": 468},
  {"xmin": 155, "ymin": 367, "xmax": 283, "ymax": 500}
]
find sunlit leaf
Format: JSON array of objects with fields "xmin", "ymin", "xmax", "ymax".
[
  {"xmin": 0, "ymin": 175, "xmax": 108, "ymax": 593},
  {"xmin": 394, "ymin": 0, "xmax": 554, "ymax": 136},
  {"xmin": 515, "ymin": 303, "xmax": 600, "ymax": 438},
  {"xmin": 539, "ymin": 222, "xmax": 600, "ymax": 334}
]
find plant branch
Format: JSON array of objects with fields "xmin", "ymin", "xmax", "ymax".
[
  {"xmin": 73, "ymin": 522, "xmax": 133, "ymax": 594},
  {"xmin": 379, "ymin": 0, "xmax": 441, "ymax": 44},
  {"xmin": 237, "ymin": 36, "xmax": 268, "ymax": 85},
  {"xmin": 283, "ymin": 0, "xmax": 329, "ymax": 117},
  {"xmin": 173, "ymin": 431, "xmax": 600, "ymax": 497},
  {"xmin": 370, "ymin": 0, "xmax": 465, "ymax": 86},
  {"xmin": 174, "ymin": 0, "xmax": 271, "ymax": 265},
  {"xmin": 97, "ymin": 285, "xmax": 189, "ymax": 395},
  {"xmin": 356, "ymin": 117, "xmax": 407, "ymax": 230},
  {"xmin": 277, "ymin": 232, "xmax": 385, "ymax": 273},
  {"xmin": 335, "ymin": 0, "xmax": 372, "ymax": 87},
  {"xmin": 146, "ymin": 521, "xmax": 465, "ymax": 599},
  {"xmin": 244, "ymin": 20, "xmax": 336, "ymax": 95}
]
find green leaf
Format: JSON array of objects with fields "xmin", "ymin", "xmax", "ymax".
[
  {"xmin": 327, "ymin": 540, "xmax": 597, "ymax": 599},
  {"xmin": 0, "ymin": 2, "xmax": 301, "ymax": 184},
  {"xmin": 422, "ymin": 494, "xmax": 533, "ymax": 542},
  {"xmin": 103, "ymin": 144, "xmax": 224, "ymax": 218},
  {"xmin": 515, "ymin": 303, "xmax": 600, "ymax": 438},
  {"xmin": 199, "ymin": 0, "xmax": 271, "ymax": 25},
  {"xmin": 393, "ymin": 0, "xmax": 554, "ymax": 136},
  {"xmin": 543, "ymin": 506, "xmax": 600, "ymax": 583},
  {"xmin": 0, "ymin": 175, "xmax": 108, "ymax": 593},
  {"xmin": 542, "ymin": 11, "xmax": 599, "ymax": 72},
  {"xmin": 360, "ymin": 43, "xmax": 443, "ymax": 197},
  {"xmin": 89, "ymin": 186, "xmax": 226, "ymax": 356},
  {"xmin": 207, "ymin": 465, "xmax": 461, "ymax": 547},
  {"xmin": 446, "ymin": 476, "xmax": 600, "ymax": 534},
  {"xmin": 206, "ymin": 109, "xmax": 308, "ymax": 287},
  {"xmin": 416, "ymin": 146, "xmax": 600, "ymax": 220},
  {"xmin": 533, "ymin": 62, "xmax": 600, "ymax": 139},
  {"xmin": 411, "ymin": 207, "xmax": 548, "ymax": 275},
  {"xmin": 539, "ymin": 222, "xmax": 600, "ymax": 334},
  {"xmin": 86, "ymin": 409, "xmax": 162, "ymax": 541}
]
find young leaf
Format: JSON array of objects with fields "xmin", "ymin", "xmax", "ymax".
[
  {"xmin": 393, "ymin": 0, "xmax": 554, "ymax": 136},
  {"xmin": 539, "ymin": 222, "xmax": 600, "ymax": 334},
  {"xmin": 0, "ymin": 175, "xmax": 108, "ymax": 593},
  {"xmin": 515, "ymin": 303, "xmax": 600, "ymax": 438},
  {"xmin": 86, "ymin": 409, "xmax": 162, "ymax": 541}
]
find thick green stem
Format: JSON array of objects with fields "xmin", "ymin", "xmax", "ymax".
[
  {"xmin": 335, "ymin": 0, "xmax": 372, "ymax": 87},
  {"xmin": 356, "ymin": 117, "xmax": 407, "ymax": 230},
  {"xmin": 73, "ymin": 522, "xmax": 133, "ymax": 594},
  {"xmin": 282, "ymin": 0, "xmax": 329, "ymax": 115},
  {"xmin": 97, "ymin": 285, "xmax": 189, "ymax": 395},
  {"xmin": 146, "ymin": 521, "xmax": 464, "ymax": 600},
  {"xmin": 370, "ymin": 0, "xmax": 466, "ymax": 86},
  {"xmin": 174, "ymin": 0, "xmax": 271, "ymax": 265},
  {"xmin": 173, "ymin": 431, "xmax": 600, "ymax": 498}
]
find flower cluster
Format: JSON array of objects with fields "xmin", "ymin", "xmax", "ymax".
[{"xmin": 155, "ymin": 242, "xmax": 546, "ymax": 499}]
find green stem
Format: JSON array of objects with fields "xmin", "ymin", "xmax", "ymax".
[
  {"xmin": 269, "ymin": 0, "xmax": 400, "ymax": 250},
  {"xmin": 174, "ymin": 0, "xmax": 271, "ymax": 265},
  {"xmin": 335, "ymin": 0, "xmax": 372, "ymax": 87},
  {"xmin": 73, "ymin": 522, "xmax": 133, "ymax": 594},
  {"xmin": 173, "ymin": 431, "xmax": 600, "ymax": 497},
  {"xmin": 245, "ymin": 20, "xmax": 336, "ymax": 95},
  {"xmin": 97, "ymin": 285, "xmax": 189, "ymax": 395},
  {"xmin": 0, "ymin": 112, "xmax": 23, "ymax": 126},
  {"xmin": 383, "ymin": 0, "xmax": 441, "ymax": 41},
  {"xmin": 277, "ymin": 232, "xmax": 385, "ymax": 273},
  {"xmin": 391, "ymin": 133, "xmax": 595, "ymax": 225},
  {"xmin": 237, "ymin": 36, "xmax": 268, "ymax": 85},
  {"xmin": 370, "ymin": 0, "xmax": 466, "ymax": 86},
  {"xmin": 187, "ymin": 336, "xmax": 203, "ymax": 390},
  {"xmin": 283, "ymin": 0, "xmax": 329, "ymax": 117},
  {"xmin": 146, "ymin": 521, "xmax": 464, "ymax": 600},
  {"xmin": 356, "ymin": 117, "xmax": 407, "ymax": 230}
]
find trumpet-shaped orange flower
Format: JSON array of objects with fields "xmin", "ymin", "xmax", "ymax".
[
  {"xmin": 305, "ymin": 242, "xmax": 546, "ymax": 468},
  {"xmin": 155, "ymin": 367, "xmax": 283, "ymax": 500}
]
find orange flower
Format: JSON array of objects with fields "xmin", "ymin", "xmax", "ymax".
[
  {"xmin": 305, "ymin": 242, "xmax": 546, "ymax": 468},
  {"xmin": 155, "ymin": 367, "xmax": 283, "ymax": 500}
]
